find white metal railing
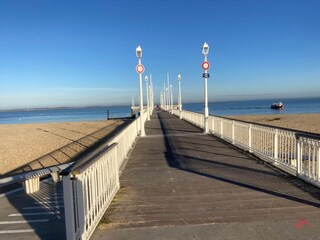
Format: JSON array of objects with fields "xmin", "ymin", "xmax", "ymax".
[
  {"xmin": 297, "ymin": 134, "xmax": 320, "ymax": 186},
  {"xmin": 62, "ymin": 110, "xmax": 148, "ymax": 240},
  {"xmin": 108, "ymin": 110, "xmax": 147, "ymax": 168},
  {"xmin": 62, "ymin": 144, "xmax": 119, "ymax": 240},
  {"xmin": 173, "ymin": 109, "xmax": 320, "ymax": 188}
]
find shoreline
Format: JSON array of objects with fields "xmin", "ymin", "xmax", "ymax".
[{"xmin": 228, "ymin": 113, "xmax": 320, "ymax": 135}]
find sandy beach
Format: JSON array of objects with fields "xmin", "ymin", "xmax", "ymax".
[
  {"xmin": 0, "ymin": 120, "xmax": 125, "ymax": 176},
  {"xmin": 229, "ymin": 113, "xmax": 320, "ymax": 134}
]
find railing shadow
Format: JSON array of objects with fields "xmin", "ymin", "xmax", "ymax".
[
  {"xmin": 3, "ymin": 180, "xmax": 66, "ymax": 239},
  {"xmin": 3, "ymin": 120, "xmax": 131, "ymax": 177},
  {"xmin": 158, "ymin": 111, "xmax": 320, "ymax": 209}
]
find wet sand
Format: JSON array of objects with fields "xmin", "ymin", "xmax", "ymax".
[
  {"xmin": 228, "ymin": 113, "xmax": 320, "ymax": 134},
  {"xmin": 0, "ymin": 120, "xmax": 125, "ymax": 176}
]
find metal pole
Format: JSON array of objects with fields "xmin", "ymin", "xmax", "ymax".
[
  {"xmin": 150, "ymin": 74, "xmax": 153, "ymax": 112},
  {"xmin": 170, "ymin": 84, "xmax": 173, "ymax": 114},
  {"xmin": 149, "ymin": 84, "xmax": 152, "ymax": 116},
  {"xmin": 166, "ymin": 87, "xmax": 168, "ymax": 111},
  {"xmin": 178, "ymin": 74, "xmax": 182, "ymax": 119},
  {"xmin": 138, "ymin": 58, "xmax": 145, "ymax": 136},
  {"xmin": 145, "ymin": 78, "xmax": 150, "ymax": 121},
  {"xmin": 167, "ymin": 73, "xmax": 170, "ymax": 112},
  {"xmin": 204, "ymin": 54, "xmax": 209, "ymax": 134},
  {"xmin": 164, "ymin": 82, "xmax": 166, "ymax": 110}
]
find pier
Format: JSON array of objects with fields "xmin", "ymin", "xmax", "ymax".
[{"xmin": 0, "ymin": 109, "xmax": 320, "ymax": 240}]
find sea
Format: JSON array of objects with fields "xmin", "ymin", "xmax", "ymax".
[{"xmin": 0, "ymin": 97, "xmax": 319, "ymax": 125}]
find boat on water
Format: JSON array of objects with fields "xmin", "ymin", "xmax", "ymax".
[{"xmin": 271, "ymin": 102, "xmax": 284, "ymax": 109}]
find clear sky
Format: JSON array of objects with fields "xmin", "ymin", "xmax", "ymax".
[{"xmin": 0, "ymin": 0, "xmax": 319, "ymax": 109}]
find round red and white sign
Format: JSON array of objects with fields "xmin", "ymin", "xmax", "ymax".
[
  {"xmin": 202, "ymin": 61, "xmax": 210, "ymax": 70},
  {"xmin": 136, "ymin": 64, "xmax": 145, "ymax": 74}
]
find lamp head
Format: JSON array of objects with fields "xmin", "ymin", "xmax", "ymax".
[
  {"xmin": 177, "ymin": 74, "xmax": 182, "ymax": 81},
  {"xmin": 145, "ymin": 76, "xmax": 148, "ymax": 82},
  {"xmin": 202, "ymin": 42, "xmax": 209, "ymax": 56},
  {"xmin": 136, "ymin": 45, "xmax": 142, "ymax": 58}
]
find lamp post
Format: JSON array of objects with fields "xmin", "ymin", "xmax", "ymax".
[
  {"xmin": 150, "ymin": 74, "xmax": 154, "ymax": 113},
  {"xmin": 170, "ymin": 84, "xmax": 173, "ymax": 114},
  {"xmin": 145, "ymin": 76, "xmax": 150, "ymax": 121},
  {"xmin": 165, "ymin": 87, "xmax": 168, "ymax": 111},
  {"xmin": 202, "ymin": 42, "xmax": 210, "ymax": 134},
  {"xmin": 178, "ymin": 74, "xmax": 182, "ymax": 119},
  {"xmin": 136, "ymin": 45, "xmax": 145, "ymax": 136}
]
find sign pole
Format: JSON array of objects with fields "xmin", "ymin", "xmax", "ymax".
[
  {"xmin": 204, "ymin": 55, "xmax": 209, "ymax": 134},
  {"xmin": 138, "ymin": 58, "xmax": 145, "ymax": 136},
  {"xmin": 202, "ymin": 42, "xmax": 210, "ymax": 134}
]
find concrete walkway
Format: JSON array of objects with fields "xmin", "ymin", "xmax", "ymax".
[
  {"xmin": 0, "ymin": 180, "xmax": 65, "ymax": 240},
  {"xmin": 93, "ymin": 111, "xmax": 320, "ymax": 240}
]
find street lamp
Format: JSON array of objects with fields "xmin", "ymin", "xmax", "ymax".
[
  {"xmin": 136, "ymin": 45, "xmax": 145, "ymax": 136},
  {"xmin": 145, "ymin": 76, "xmax": 150, "ymax": 121},
  {"xmin": 178, "ymin": 74, "xmax": 182, "ymax": 119},
  {"xmin": 202, "ymin": 42, "xmax": 210, "ymax": 134}
]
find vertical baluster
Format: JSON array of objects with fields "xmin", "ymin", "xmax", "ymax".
[
  {"xmin": 221, "ymin": 119, "xmax": 224, "ymax": 139},
  {"xmin": 308, "ymin": 145, "xmax": 311, "ymax": 177},
  {"xmin": 317, "ymin": 145, "xmax": 320, "ymax": 182},
  {"xmin": 248, "ymin": 124, "xmax": 252, "ymax": 152},
  {"xmin": 232, "ymin": 120, "xmax": 235, "ymax": 144},
  {"xmin": 296, "ymin": 139, "xmax": 301, "ymax": 175},
  {"xmin": 212, "ymin": 116, "xmax": 215, "ymax": 134},
  {"xmin": 312, "ymin": 145, "xmax": 316, "ymax": 179},
  {"xmin": 285, "ymin": 134, "xmax": 288, "ymax": 163},
  {"xmin": 264, "ymin": 128, "xmax": 266, "ymax": 155}
]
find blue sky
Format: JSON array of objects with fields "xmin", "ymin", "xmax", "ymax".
[{"xmin": 0, "ymin": 0, "xmax": 319, "ymax": 109}]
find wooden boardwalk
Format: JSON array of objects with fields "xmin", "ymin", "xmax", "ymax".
[{"xmin": 93, "ymin": 111, "xmax": 320, "ymax": 240}]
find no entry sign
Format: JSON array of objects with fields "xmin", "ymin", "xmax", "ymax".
[
  {"xmin": 136, "ymin": 64, "xmax": 145, "ymax": 74},
  {"xmin": 202, "ymin": 61, "xmax": 210, "ymax": 70}
]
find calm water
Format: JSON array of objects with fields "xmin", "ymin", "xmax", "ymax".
[
  {"xmin": 184, "ymin": 98, "xmax": 320, "ymax": 116},
  {"xmin": 0, "ymin": 98, "xmax": 319, "ymax": 124},
  {"xmin": 0, "ymin": 106, "xmax": 132, "ymax": 124}
]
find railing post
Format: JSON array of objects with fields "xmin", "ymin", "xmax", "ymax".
[
  {"xmin": 63, "ymin": 175, "xmax": 76, "ymax": 240},
  {"xmin": 232, "ymin": 120, "xmax": 235, "ymax": 144},
  {"xmin": 51, "ymin": 172, "xmax": 60, "ymax": 182},
  {"xmin": 76, "ymin": 178, "xmax": 85, "ymax": 240},
  {"xmin": 317, "ymin": 147, "xmax": 320, "ymax": 182},
  {"xmin": 296, "ymin": 140, "xmax": 301, "ymax": 176},
  {"xmin": 212, "ymin": 116, "xmax": 215, "ymax": 134},
  {"xmin": 248, "ymin": 124, "xmax": 252, "ymax": 152},
  {"xmin": 274, "ymin": 129, "xmax": 279, "ymax": 162},
  {"xmin": 114, "ymin": 145, "xmax": 120, "ymax": 188},
  {"xmin": 220, "ymin": 119, "xmax": 224, "ymax": 139}
]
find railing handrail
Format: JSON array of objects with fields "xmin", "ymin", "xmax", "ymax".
[
  {"xmin": 181, "ymin": 109, "xmax": 320, "ymax": 137},
  {"xmin": 61, "ymin": 143, "xmax": 118, "ymax": 176},
  {"xmin": 0, "ymin": 162, "xmax": 72, "ymax": 187},
  {"xmin": 296, "ymin": 132, "xmax": 320, "ymax": 141}
]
